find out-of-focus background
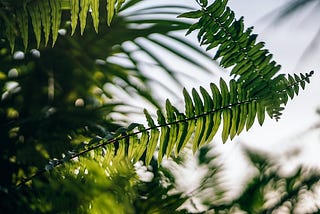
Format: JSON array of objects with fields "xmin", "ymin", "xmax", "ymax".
[{"xmin": 2, "ymin": 0, "xmax": 320, "ymax": 212}]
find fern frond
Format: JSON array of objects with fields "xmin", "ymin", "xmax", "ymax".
[
  {"xmin": 70, "ymin": 0, "xmax": 80, "ymax": 35},
  {"xmin": 15, "ymin": 72, "xmax": 311, "ymax": 183},
  {"xmin": 0, "ymin": 0, "xmax": 126, "ymax": 51},
  {"xmin": 13, "ymin": 0, "xmax": 314, "ymax": 189},
  {"xmin": 112, "ymin": 72, "xmax": 312, "ymax": 163},
  {"xmin": 267, "ymin": 71, "xmax": 314, "ymax": 120},
  {"xmin": 179, "ymin": 0, "xmax": 282, "ymax": 92},
  {"xmin": 79, "ymin": 0, "xmax": 90, "ymax": 35},
  {"xmin": 90, "ymin": 0, "xmax": 100, "ymax": 32},
  {"xmin": 16, "ymin": 6, "xmax": 28, "ymax": 51},
  {"xmin": 3, "ymin": 15, "xmax": 16, "ymax": 52},
  {"xmin": 28, "ymin": 2, "xmax": 42, "ymax": 48},
  {"xmin": 50, "ymin": 0, "xmax": 62, "ymax": 46},
  {"xmin": 39, "ymin": 0, "xmax": 51, "ymax": 46}
]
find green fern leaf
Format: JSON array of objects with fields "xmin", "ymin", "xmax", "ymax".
[
  {"xmin": 237, "ymin": 103, "xmax": 247, "ymax": 135},
  {"xmin": 200, "ymin": 86, "xmax": 213, "ymax": 112},
  {"xmin": 157, "ymin": 110, "xmax": 169, "ymax": 164},
  {"xmin": 50, "ymin": 0, "xmax": 61, "ymax": 46},
  {"xmin": 300, "ymin": 75, "xmax": 306, "ymax": 89},
  {"xmin": 192, "ymin": 89, "xmax": 206, "ymax": 152},
  {"xmin": 200, "ymin": 87, "xmax": 215, "ymax": 144},
  {"xmin": 135, "ymin": 130, "xmax": 149, "ymax": 162},
  {"xmin": 28, "ymin": 3, "xmax": 41, "ymax": 48},
  {"xmin": 210, "ymin": 83, "xmax": 222, "ymax": 109},
  {"xmin": 186, "ymin": 22, "xmax": 201, "ymax": 36},
  {"xmin": 246, "ymin": 101, "xmax": 257, "ymax": 131},
  {"xmin": 183, "ymin": 88, "xmax": 195, "ymax": 117},
  {"xmin": 128, "ymin": 134, "xmax": 139, "ymax": 161},
  {"xmin": 178, "ymin": 10, "xmax": 204, "ymax": 19},
  {"xmin": 11, "ymin": 0, "xmax": 316, "ymax": 187},
  {"xmin": 80, "ymin": 0, "xmax": 90, "ymax": 35},
  {"xmin": 115, "ymin": 138, "xmax": 126, "ymax": 161},
  {"xmin": 166, "ymin": 99, "xmax": 176, "ymax": 123},
  {"xmin": 206, "ymin": 111, "xmax": 221, "ymax": 143},
  {"xmin": 144, "ymin": 109, "xmax": 155, "ymax": 127},
  {"xmin": 16, "ymin": 8, "xmax": 28, "ymax": 50},
  {"xmin": 202, "ymin": 114, "xmax": 214, "ymax": 144},
  {"xmin": 104, "ymin": 144, "xmax": 115, "ymax": 163},
  {"xmin": 286, "ymin": 84, "xmax": 295, "ymax": 99},
  {"xmin": 229, "ymin": 106, "xmax": 239, "ymax": 140},
  {"xmin": 143, "ymin": 109, "xmax": 159, "ymax": 165},
  {"xmin": 257, "ymin": 101, "xmax": 266, "ymax": 126},
  {"xmin": 145, "ymin": 128, "xmax": 159, "ymax": 166},
  {"xmin": 90, "ymin": 0, "xmax": 99, "ymax": 33},
  {"xmin": 70, "ymin": 0, "xmax": 80, "ymax": 35},
  {"xmin": 192, "ymin": 88, "xmax": 204, "ymax": 115},
  {"xmin": 107, "ymin": 0, "xmax": 116, "ymax": 26},
  {"xmin": 181, "ymin": 0, "xmax": 283, "ymax": 87},
  {"xmin": 207, "ymin": 0, "xmax": 228, "ymax": 15},
  {"xmin": 219, "ymin": 78, "xmax": 230, "ymax": 107},
  {"xmin": 165, "ymin": 100, "xmax": 178, "ymax": 157},
  {"xmin": 16, "ymin": 71, "xmax": 314, "ymax": 185},
  {"xmin": 39, "ymin": 0, "xmax": 51, "ymax": 46},
  {"xmin": 222, "ymin": 109, "xmax": 231, "ymax": 143},
  {"xmin": 193, "ymin": 116, "xmax": 205, "ymax": 153},
  {"xmin": 5, "ymin": 19, "xmax": 16, "ymax": 52},
  {"xmin": 174, "ymin": 119, "xmax": 188, "ymax": 155}
]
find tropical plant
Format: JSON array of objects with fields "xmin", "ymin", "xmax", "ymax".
[
  {"xmin": 0, "ymin": 0, "xmax": 126, "ymax": 50},
  {"xmin": 0, "ymin": 0, "xmax": 315, "ymax": 212}
]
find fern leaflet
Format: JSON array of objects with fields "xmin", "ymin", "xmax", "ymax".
[{"xmin": 0, "ymin": 0, "xmax": 126, "ymax": 51}]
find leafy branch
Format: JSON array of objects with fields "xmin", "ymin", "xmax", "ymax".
[
  {"xmin": 179, "ymin": 0, "xmax": 282, "ymax": 94},
  {"xmin": 11, "ymin": 0, "xmax": 314, "ymax": 192},
  {"xmin": 16, "ymin": 71, "xmax": 313, "ymax": 189}
]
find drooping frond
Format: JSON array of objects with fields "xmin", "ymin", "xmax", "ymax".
[
  {"xmin": 179, "ymin": 0, "xmax": 282, "ymax": 93},
  {"xmin": 14, "ymin": 0, "xmax": 314, "ymax": 189},
  {"xmin": 17, "ymin": 71, "xmax": 311, "ymax": 186},
  {"xmin": 0, "ymin": 0, "xmax": 126, "ymax": 51}
]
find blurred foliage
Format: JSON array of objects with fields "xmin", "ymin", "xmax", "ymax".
[
  {"xmin": 180, "ymin": 145, "xmax": 320, "ymax": 213},
  {"xmin": 0, "ymin": 0, "xmax": 318, "ymax": 213},
  {"xmin": 0, "ymin": 0, "xmax": 211, "ymax": 212},
  {"xmin": 273, "ymin": 0, "xmax": 320, "ymax": 58},
  {"xmin": 0, "ymin": 0, "xmax": 126, "ymax": 50}
]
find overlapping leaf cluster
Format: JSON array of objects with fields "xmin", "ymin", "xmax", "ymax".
[
  {"xmin": 0, "ymin": 0, "xmax": 125, "ymax": 51},
  {"xmin": 38, "ymin": 70, "xmax": 312, "ymax": 175},
  {"xmin": 180, "ymin": 0, "xmax": 282, "ymax": 93},
  {"xmin": 178, "ymin": 0, "xmax": 315, "ymax": 118},
  {"xmin": 61, "ymin": 0, "xmax": 314, "ymax": 167},
  {"xmin": 97, "ymin": 72, "xmax": 312, "ymax": 166},
  {"xmin": 15, "ymin": 0, "xmax": 314, "ymax": 187}
]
